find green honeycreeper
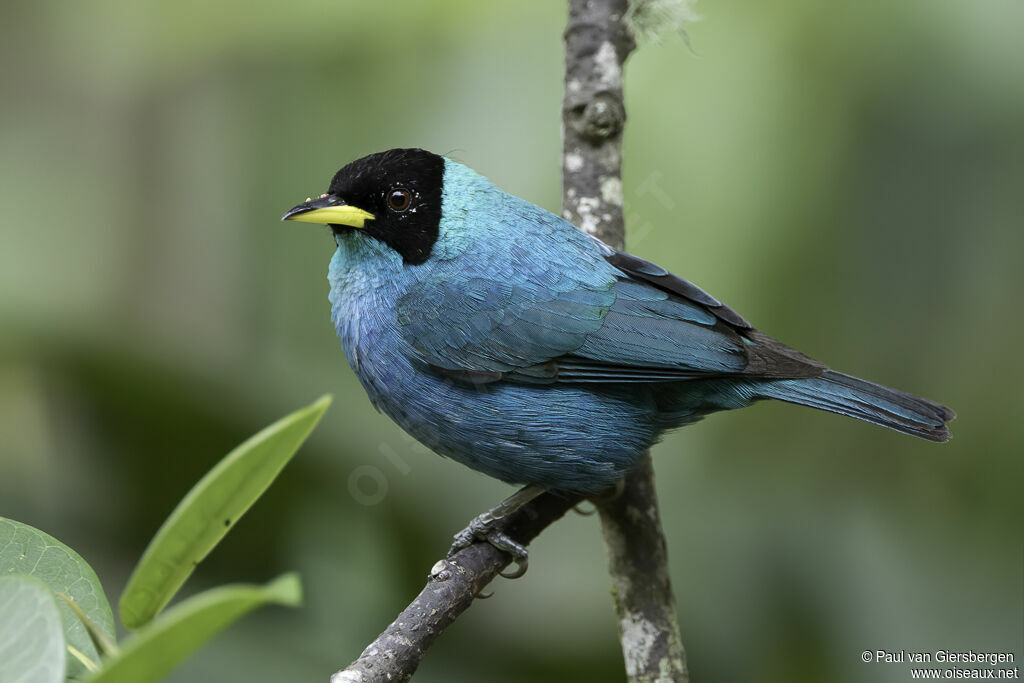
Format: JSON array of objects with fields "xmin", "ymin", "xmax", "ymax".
[{"xmin": 283, "ymin": 148, "xmax": 954, "ymax": 563}]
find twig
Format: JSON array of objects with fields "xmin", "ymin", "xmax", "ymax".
[
  {"xmin": 562, "ymin": 0, "xmax": 689, "ymax": 680},
  {"xmin": 331, "ymin": 491, "xmax": 582, "ymax": 683}
]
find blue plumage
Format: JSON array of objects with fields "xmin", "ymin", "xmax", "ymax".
[{"xmin": 285, "ymin": 149, "xmax": 954, "ymax": 493}]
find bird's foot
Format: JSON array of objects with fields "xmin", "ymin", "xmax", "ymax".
[
  {"xmin": 449, "ymin": 514, "xmax": 530, "ymax": 578},
  {"xmin": 447, "ymin": 485, "xmax": 545, "ymax": 579}
]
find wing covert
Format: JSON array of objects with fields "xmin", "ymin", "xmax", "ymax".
[{"xmin": 396, "ymin": 224, "xmax": 822, "ymax": 384}]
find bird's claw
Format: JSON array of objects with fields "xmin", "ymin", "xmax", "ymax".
[
  {"xmin": 448, "ymin": 513, "xmax": 530, "ymax": 579},
  {"xmin": 499, "ymin": 553, "xmax": 528, "ymax": 579}
]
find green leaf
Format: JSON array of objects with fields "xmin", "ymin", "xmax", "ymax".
[
  {"xmin": 0, "ymin": 518, "xmax": 115, "ymax": 680},
  {"xmin": 88, "ymin": 573, "xmax": 301, "ymax": 683},
  {"xmin": 0, "ymin": 574, "xmax": 66, "ymax": 683},
  {"xmin": 118, "ymin": 395, "xmax": 331, "ymax": 628}
]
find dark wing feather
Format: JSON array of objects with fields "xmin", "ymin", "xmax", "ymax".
[
  {"xmin": 601, "ymin": 247, "xmax": 753, "ymax": 328},
  {"xmin": 598, "ymin": 247, "xmax": 824, "ymax": 379}
]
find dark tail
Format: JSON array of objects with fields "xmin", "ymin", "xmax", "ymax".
[{"xmin": 758, "ymin": 370, "xmax": 956, "ymax": 442}]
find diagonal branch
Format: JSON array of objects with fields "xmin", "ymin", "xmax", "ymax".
[
  {"xmin": 330, "ymin": 491, "xmax": 583, "ymax": 683},
  {"xmin": 562, "ymin": 0, "xmax": 689, "ymax": 680}
]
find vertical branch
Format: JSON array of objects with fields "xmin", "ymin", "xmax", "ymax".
[
  {"xmin": 562, "ymin": 0, "xmax": 633, "ymax": 246},
  {"xmin": 597, "ymin": 456, "xmax": 689, "ymax": 682},
  {"xmin": 562, "ymin": 1, "xmax": 689, "ymax": 681}
]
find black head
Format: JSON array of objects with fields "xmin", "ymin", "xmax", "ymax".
[{"xmin": 282, "ymin": 148, "xmax": 444, "ymax": 265}]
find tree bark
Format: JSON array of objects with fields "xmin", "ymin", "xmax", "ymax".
[
  {"xmin": 597, "ymin": 456, "xmax": 689, "ymax": 682},
  {"xmin": 562, "ymin": 1, "xmax": 689, "ymax": 681}
]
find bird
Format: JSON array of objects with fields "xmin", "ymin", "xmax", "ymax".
[{"xmin": 283, "ymin": 147, "xmax": 954, "ymax": 566}]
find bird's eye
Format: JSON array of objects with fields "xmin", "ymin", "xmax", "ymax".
[{"xmin": 387, "ymin": 188, "xmax": 412, "ymax": 212}]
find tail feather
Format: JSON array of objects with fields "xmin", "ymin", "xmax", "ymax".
[{"xmin": 759, "ymin": 370, "xmax": 955, "ymax": 442}]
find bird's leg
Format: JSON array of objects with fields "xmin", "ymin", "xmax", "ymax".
[{"xmin": 448, "ymin": 484, "xmax": 546, "ymax": 579}]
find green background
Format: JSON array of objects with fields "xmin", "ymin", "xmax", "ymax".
[{"xmin": 2, "ymin": 1, "xmax": 1021, "ymax": 681}]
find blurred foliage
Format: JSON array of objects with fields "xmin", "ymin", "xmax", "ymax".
[
  {"xmin": 118, "ymin": 394, "xmax": 326, "ymax": 629},
  {"xmin": 0, "ymin": 395, "xmax": 319, "ymax": 681},
  {"xmin": 1, "ymin": 1, "xmax": 1021, "ymax": 682}
]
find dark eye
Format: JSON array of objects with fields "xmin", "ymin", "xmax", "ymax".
[{"xmin": 387, "ymin": 188, "xmax": 412, "ymax": 212}]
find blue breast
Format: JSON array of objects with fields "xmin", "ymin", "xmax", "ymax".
[
  {"xmin": 329, "ymin": 245, "xmax": 670, "ymax": 489},
  {"xmin": 324, "ymin": 162, "xmax": 699, "ymax": 490}
]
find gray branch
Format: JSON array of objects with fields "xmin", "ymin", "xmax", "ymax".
[
  {"xmin": 561, "ymin": 0, "xmax": 634, "ymax": 245},
  {"xmin": 597, "ymin": 456, "xmax": 689, "ymax": 682},
  {"xmin": 331, "ymin": 492, "xmax": 582, "ymax": 683},
  {"xmin": 562, "ymin": 0, "xmax": 689, "ymax": 680}
]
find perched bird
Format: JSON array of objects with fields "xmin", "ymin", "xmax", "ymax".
[{"xmin": 283, "ymin": 148, "xmax": 953, "ymax": 556}]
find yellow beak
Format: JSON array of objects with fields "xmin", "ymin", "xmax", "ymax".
[{"xmin": 281, "ymin": 195, "xmax": 375, "ymax": 228}]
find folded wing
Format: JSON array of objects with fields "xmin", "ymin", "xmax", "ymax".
[{"xmin": 397, "ymin": 242, "xmax": 823, "ymax": 384}]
